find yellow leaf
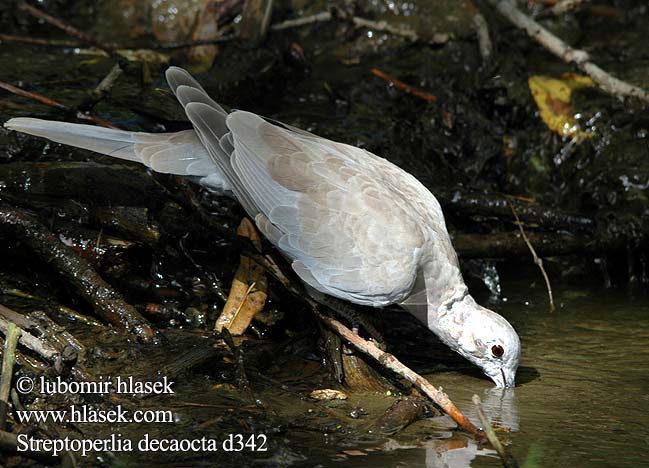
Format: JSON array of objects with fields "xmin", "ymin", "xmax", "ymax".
[{"xmin": 528, "ymin": 74, "xmax": 594, "ymax": 141}]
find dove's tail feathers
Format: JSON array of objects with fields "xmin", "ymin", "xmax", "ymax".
[{"xmin": 4, "ymin": 117, "xmax": 230, "ymax": 191}]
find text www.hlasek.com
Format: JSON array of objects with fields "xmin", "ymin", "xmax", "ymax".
[{"xmin": 15, "ymin": 405, "xmax": 174, "ymax": 424}]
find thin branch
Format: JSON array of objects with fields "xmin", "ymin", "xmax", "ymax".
[
  {"xmin": 317, "ymin": 311, "xmax": 483, "ymax": 437},
  {"xmin": 0, "ymin": 316, "xmax": 59, "ymax": 362},
  {"xmin": 79, "ymin": 63, "xmax": 124, "ymax": 111},
  {"xmin": 473, "ymin": 13, "xmax": 493, "ymax": 61},
  {"xmin": 350, "ymin": 16, "xmax": 418, "ymax": 41},
  {"xmin": 270, "ymin": 11, "xmax": 333, "ymax": 31},
  {"xmin": 91, "ymin": 63, "xmax": 123, "ymax": 100},
  {"xmin": 0, "ymin": 80, "xmax": 118, "ymax": 129},
  {"xmin": 486, "ymin": 0, "xmax": 649, "ymax": 102},
  {"xmin": 472, "ymin": 395, "xmax": 519, "ymax": 468},
  {"xmin": 150, "ymin": 34, "xmax": 236, "ymax": 49},
  {"xmin": 0, "ymin": 205, "xmax": 160, "ymax": 343},
  {"xmin": 20, "ymin": 2, "xmax": 117, "ymax": 57},
  {"xmin": 0, "ymin": 322, "xmax": 21, "ymax": 429},
  {"xmin": 272, "ymin": 8, "xmax": 448, "ymax": 44},
  {"xmin": 0, "ymin": 34, "xmax": 79, "ymax": 47},
  {"xmin": 506, "ymin": 197, "xmax": 556, "ymax": 312},
  {"xmin": 371, "ymin": 68, "xmax": 437, "ymax": 102}
]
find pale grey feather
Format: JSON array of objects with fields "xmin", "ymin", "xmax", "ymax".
[
  {"xmin": 165, "ymin": 67, "xmax": 227, "ymax": 115},
  {"xmin": 3, "ymin": 66, "xmax": 521, "ymax": 387},
  {"xmin": 223, "ymin": 111, "xmax": 429, "ymax": 305},
  {"xmin": 2, "ymin": 118, "xmax": 226, "ymax": 183}
]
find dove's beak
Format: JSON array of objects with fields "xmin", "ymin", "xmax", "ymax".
[{"xmin": 489, "ymin": 368, "xmax": 516, "ymax": 388}]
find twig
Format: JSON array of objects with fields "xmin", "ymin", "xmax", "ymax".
[
  {"xmin": 239, "ymin": 0, "xmax": 274, "ymax": 45},
  {"xmin": 438, "ymin": 189, "xmax": 594, "ymax": 232},
  {"xmin": 249, "ymin": 250, "xmax": 482, "ymax": 437},
  {"xmin": 270, "ymin": 11, "xmax": 333, "ymax": 31},
  {"xmin": 0, "ymin": 322, "xmax": 21, "ymax": 430},
  {"xmin": 454, "ymin": 230, "xmax": 603, "ymax": 259},
  {"xmin": 0, "ymin": 80, "xmax": 118, "ymax": 129},
  {"xmin": 0, "ymin": 317, "xmax": 59, "ymax": 362},
  {"xmin": 85, "ymin": 63, "xmax": 124, "ymax": 108},
  {"xmin": 472, "ymin": 395, "xmax": 519, "ymax": 468},
  {"xmin": 271, "ymin": 8, "xmax": 448, "ymax": 44},
  {"xmin": 0, "ymin": 34, "xmax": 79, "ymax": 47},
  {"xmin": 20, "ymin": 2, "xmax": 117, "ymax": 57},
  {"xmin": 473, "ymin": 13, "xmax": 493, "ymax": 61},
  {"xmin": 486, "ymin": 0, "xmax": 649, "ymax": 102},
  {"xmin": 0, "ymin": 205, "xmax": 161, "ymax": 343},
  {"xmin": 506, "ymin": 197, "xmax": 556, "ymax": 312},
  {"xmin": 350, "ymin": 16, "xmax": 418, "ymax": 41},
  {"xmin": 20, "ymin": 2, "xmax": 128, "ymax": 115},
  {"xmin": 151, "ymin": 35, "xmax": 236, "ymax": 49},
  {"xmin": 371, "ymin": 68, "xmax": 437, "ymax": 102},
  {"xmin": 372, "ymin": 396, "xmax": 436, "ymax": 435},
  {"xmin": 317, "ymin": 311, "xmax": 483, "ymax": 438}
]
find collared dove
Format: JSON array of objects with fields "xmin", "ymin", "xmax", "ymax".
[{"xmin": 4, "ymin": 67, "xmax": 520, "ymax": 387}]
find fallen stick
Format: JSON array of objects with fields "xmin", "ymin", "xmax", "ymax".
[
  {"xmin": 242, "ymin": 245, "xmax": 546, "ymax": 457},
  {"xmin": 472, "ymin": 395, "xmax": 519, "ymax": 468},
  {"xmin": 270, "ymin": 11, "xmax": 333, "ymax": 31},
  {"xmin": 453, "ymin": 230, "xmax": 605, "ymax": 259},
  {"xmin": 0, "ymin": 322, "xmax": 21, "ymax": 430},
  {"xmin": 0, "ymin": 80, "xmax": 118, "ymax": 129},
  {"xmin": 372, "ymin": 396, "xmax": 436, "ymax": 435},
  {"xmin": 20, "ymin": 2, "xmax": 128, "ymax": 115},
  {"xmin": 239, "ymin": 0, "xmax": 274, "ymax": 45},
  {"xmin": 82, "ymin": 63, "xmax": 124, "ymax": 110},
  {"xmin": 270, "ymin": 8, "xmax": 447, "ymax": 44},
  {"xmin": 20, "ymin": 2, "xmax": 117, "ymax": 57},
  {"xmin": 473, "ymin": 12, "xmax": 493, "ymax": 61},
  {"xmin": 246, "ymin": 250, "xmax": 483, "ymax": 437},
  {"xmin": 351, "ymin": 16, "xmax": 418, "ymax": 41},
  {"xmin": 506, "ymin": 198, "xmax": 556, "ymax": 312},
  {"xmin": 0, "ymin": 34, "xmax": 79, "ymax": 47},
  {"xmin": 317, "ymin": 311, "xmax": 483, "ymax": 438},
  {"xmin": 486, "ymin": 0, "xmax": 649, "ymax": 102},
  {"xmin": 371, "ymin": 68, "xmax": 437, "ymax": 102},
  {"xmin": 437, "ymin": 190, "xmax": 595, "ymax": 232},
  {"xmin": 0, "ymin": 205, "xmax": 160, "ymax": 343},
  {"xmin": 0, "ymin": 316, "xmax": 59, "ymax": 362}
]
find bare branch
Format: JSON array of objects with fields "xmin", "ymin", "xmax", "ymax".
[{"xmin": 486, "ymin": 0, "xmax": 649, "ymax": 102}]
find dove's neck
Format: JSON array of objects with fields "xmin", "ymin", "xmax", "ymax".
[{"xmin": 400, "ymin": 260, "xmax": 479, "ymax": 350}]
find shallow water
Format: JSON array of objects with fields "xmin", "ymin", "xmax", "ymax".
[{"xmin": 289, "ymin": 277, "xmax": 649, "ymax": 468}]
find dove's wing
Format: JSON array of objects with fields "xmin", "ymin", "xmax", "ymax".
[
  {"xmin": 165, "ymin": 67, "xmax": 429, "ymax": 305},
  {"xmin": 192, "ymin": 107, "xmax": 425, "ymax": 305},
  {"xmin": 229, "ymin": 112, "xmax": 428, "ymax": 305}
]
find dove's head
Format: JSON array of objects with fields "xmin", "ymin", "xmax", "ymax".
[{"xmin": 447, "ymin": 296, "xmax": 521, "ymax": 388}]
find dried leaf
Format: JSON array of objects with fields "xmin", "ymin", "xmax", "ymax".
[
  {"xmin": 528, "ymin": 73, "xmax": 594, "ymax": 141},
  {"xmin": 215, "ymin": 218, "xmax": 268, "ymax": 335}
]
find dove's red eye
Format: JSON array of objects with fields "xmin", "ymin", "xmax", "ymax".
[{"xmin": 491, "ymin": 345, "xmax": 504, "ymax": 358}]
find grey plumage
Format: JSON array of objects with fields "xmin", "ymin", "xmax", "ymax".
[{"xmin": 3, "ymin": 66, "xmax": 521, "ymax": 387}]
